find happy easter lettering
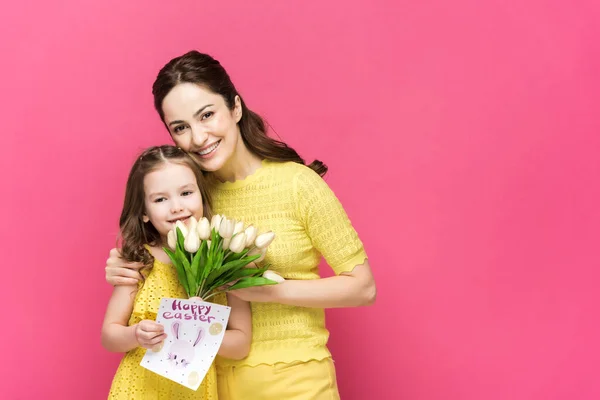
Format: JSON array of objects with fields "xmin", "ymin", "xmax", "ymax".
[{"xmin": 162, "ymin": 299, "xmax": 215, "ymax": 323}]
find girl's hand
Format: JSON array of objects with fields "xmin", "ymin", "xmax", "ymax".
[
  {"xmin": 105, "ymin": 248, "xmax": 144, "ymax": 286},
  {"xmin": 135, "ymin": 320, "xmax": 167, "ymax": 350}
]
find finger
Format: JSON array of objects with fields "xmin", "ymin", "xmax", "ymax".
[
  {"xmin": 106, "ymin": 266, "xmax": 142, "ymax": 280},
  {"xmin": 109, "ymin": 277, "xmax": 140, "ymax": 286},
  {"xmin": 145, "ymin": 333, "xmax": 167, "ymax": 345},
  {"xmin": 151, "ymin": 340, "xmax": 166, "ymax": 352},
  {"xmin": 217, "ymin": 282, "xmax": 235, "ymax": 291},
  {"xmin": 106, "ymin": 257, "xmax": 145, "ymax": 271},
  {"xmin": 123, "ymin": 262, "xmax": 145, "ymax": 270},
  {"xmin": 139, "ymin": 321, "xmax": 164, "ymax": 332},
  {"xmin": 109, "ymin": 248, "xmax": 122, "ymax": 257},
  {"xmin": 141, "ymin": 330, "xmax": 165, "ymax": 342}
]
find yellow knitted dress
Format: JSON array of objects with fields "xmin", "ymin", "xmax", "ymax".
[
  {"xmin": 211, "ymin": 160, "xmax": 368, "ymax": 368},
  {"xmin": 108, "ymin": 255, "xmax": 218, "ymax": 399}
]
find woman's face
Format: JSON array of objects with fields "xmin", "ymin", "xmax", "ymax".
[{"xmin": 161, "ymin": 83, "xmax": 242, "ymax": 173}]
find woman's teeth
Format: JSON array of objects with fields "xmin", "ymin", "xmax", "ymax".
[{"xmin": 198, "ymin": 141, "xmax": 220, "ymax": 156}]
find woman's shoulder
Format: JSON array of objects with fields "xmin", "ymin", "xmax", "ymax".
[{"xmin": 267, "ymin": 160, "xmax": 322, "ymax": 181}]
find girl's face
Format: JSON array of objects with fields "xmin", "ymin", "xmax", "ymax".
[
  {"xmin": 142, "ymin": 162, "xmax": 203, "ymax": 239},
  {"xmin": 161, "ymin": 83, "xmax": 243, "ymax": 173}
]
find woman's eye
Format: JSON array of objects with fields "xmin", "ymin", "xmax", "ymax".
[
  {"xmin": 173, "ymin": 125, "xmax": 187, "ymax": 133},
  {"xmin": 201, "ymin": 112, "xmax": 214, "ymax": 120}
]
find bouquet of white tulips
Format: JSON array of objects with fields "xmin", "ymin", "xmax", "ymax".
[{"xmin": 164, "ymin": 214, "xmax": 284, "ymax": 300}]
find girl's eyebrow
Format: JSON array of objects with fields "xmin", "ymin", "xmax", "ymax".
[
  {"xmin": 167, "ymin": 104, "xmax": 214, "ymax": 126},
  {"xmin": 148, "ymin": 184, "xmax": 195, "ymax": 197}
]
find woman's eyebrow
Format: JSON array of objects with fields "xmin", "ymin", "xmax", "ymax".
[{"xmin": 167, "ymin": 104, "xmax": 214, "ymax": 126}]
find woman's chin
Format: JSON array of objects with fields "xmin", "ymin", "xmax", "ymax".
[{"xmin": 198, "ymin": 154, "xmax": 228, "ymax": 173}]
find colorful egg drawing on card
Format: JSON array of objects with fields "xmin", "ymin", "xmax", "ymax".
[
  {"xmin": 188, "ymin": 371, "xmax": 200, "ymax": 386},
  {"xmin": 209, "ymin": 323, "xmax": 223, "ymax": 335}
]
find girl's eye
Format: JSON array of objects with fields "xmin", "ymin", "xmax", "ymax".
[
  {"xmin": 201, "ymin": 112, "xmax": 214, "ymax": 120},
  {"xmin": 154, "ymin": 197, "xmax": 166, "ymax": 203},
  {"xmin": 182, "ymin": 191, "xmax": 193, "ymax": 196}
]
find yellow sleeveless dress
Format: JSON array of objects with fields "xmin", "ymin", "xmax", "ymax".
[{"xmin": 108, "ymin": 255, "xmax": 218, "ymax": 399}]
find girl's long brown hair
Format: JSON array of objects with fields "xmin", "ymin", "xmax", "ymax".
[
  {"xmin": 152, "ymin": 50, "xmax": 327, "ymax": 177},
  {"xmin": 118, "ymin": 145, "xmax": 212, "ymax": 273}
]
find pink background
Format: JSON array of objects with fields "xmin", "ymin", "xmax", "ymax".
[{"xmin": 2, "ymin": 1, "xmax": 599, "ymax": 399}]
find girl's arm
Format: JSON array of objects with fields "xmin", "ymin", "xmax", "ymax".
[
  {"xmin": 101, "ymin": 286, "xmax": 166, "ymax": 352},
  {"xmin": 229, "ymin": 260, "xmax": 376, "ymax": 308},
  {"xmin": 217, "ymin": 293, "xmax": 252, "ymax": 360}
]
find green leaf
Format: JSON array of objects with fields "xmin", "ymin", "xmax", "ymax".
[
  {"xmin": 196, "ymin": 240, "xmax": 208, "ymax": 281},
  {"xmin": 176, "ymin": 248, "xmax": 197, "ymax": 296},
  {"xmin": 222, "ymin": 253, "xmax": 261, "ymax": 270},
  {"xmin": 191, "ymin": 249, "xmax": 202, "ymax": 285},
  {"xmin": 201, "ymin": 255, "xmax": 263, "ymax": 294},
  {"xmin": 227, "ymin": 276, "xmax": 278, "ymax": 291},
  {"xmin": 163, "ymin": 247, "xmax": 178, "ymax": 264},
  {"xmin": 210, "ymin": 229, "xmax": 219, "ymax": 256},
  {"xmin": 176, "ymin": 227, "xmax": 186, "ymax": 250},
  {"xmin": 214, "ymin": 251, "xmax": 224, "ymax": 270},
  {"xmin": 224, "ymin": 248, "xmax": 249, "ymax": 263},
  {"xmin": 165, "ymin": 247, "xmax": 190, "ymax": 295},
  {"xmin": 203, "ymin": 266, "xmax": 269, "ymax": 295}
]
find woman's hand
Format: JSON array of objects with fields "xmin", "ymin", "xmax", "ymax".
[
  {"xmin": 105, "ymin": 248, "xmax": 144, "ymax": 286},
  {"xmin": 134, "ymin": 320, "xmax": 167, "ymax": 351},
  {"xmin": 228, "ymin": 284, "xmax": 282, "ymax": 303}
]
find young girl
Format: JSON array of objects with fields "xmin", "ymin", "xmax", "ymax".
[{"xmin": 101, "ymin": 145, "xmax": 252, "ymax": 399}]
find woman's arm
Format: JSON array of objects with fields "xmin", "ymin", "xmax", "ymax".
[
  {"xmin": 229, "ymin": 260, "xmax": 376, "ymax": 308},
  {"xmin": 231, "ymin": 166, "xmax": 378, "ymax": 308},
  {"xmin": 217, "ymin": 294, "xmax": 252, "ymax": 360},
  {"xmin": 101, "ymin": 286, "xmax": 166, "ymax": 352}
]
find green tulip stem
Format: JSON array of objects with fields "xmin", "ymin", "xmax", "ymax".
[{"xmin": 202, "ymin": 291, "xmax": 220, "ymax": 301}]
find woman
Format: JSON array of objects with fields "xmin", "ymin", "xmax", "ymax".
[{"xmin": 105, "ymin": 50, "xmax": 376, "ymax": 399}]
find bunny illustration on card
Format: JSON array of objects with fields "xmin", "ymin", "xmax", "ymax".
[{"xmin": 166, "ymin": 322, "xmax": 204, "ymax": 368}]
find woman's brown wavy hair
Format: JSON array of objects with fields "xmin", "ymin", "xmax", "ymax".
[{"xmin": 152, "ymin": 50, "xmax": 327, "ymax": 177}]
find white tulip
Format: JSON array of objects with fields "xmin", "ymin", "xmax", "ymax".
[
  {"xmin": 233, "ymin": 220, "xmax": 245, "ymax": 236},
  {"xmin": 167, "ymin": 230, "xmax": 177, "ymax": 250},
  {"xmin": 210, "ymin": 214, "xmax": 222, "ymax": 230},
  {"xmin": 255, "ymin": 231, "xmax": 275, "ymax": 249},
  {"xmin": 197, "ymin": 217, "xmax": 211, "ymax": 240},
  {"xmin": 248, "ymin": 247, "xmax": 267, "ymax": 263},
  {"xmin": 175, "ymin": 220, "xmax": 188, "ymax": 238},
  {"xmin": 184, "ymin": 229, "xmax": 200, "ymax": 253},
  {"xmin": 222, "ymin": 238, "xmax": 231, "ymax": 251},
  {"xmin": 244, "ymin": 225, "xmax": 257, "ymax": 248},
  {"xmin": 263, "ymin": 270, "xmax": 285, "ymax": 283},
  {"xmin": 229, "ymin": 232, "xmax": 246, "ymax": 253},
  {"xmin": 219, "ymin": 218, "xmax": 235, "ymax": 239},
  {"xmin": 188, "ymin": 216, "xmax": 198, "ymax": 235}
]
